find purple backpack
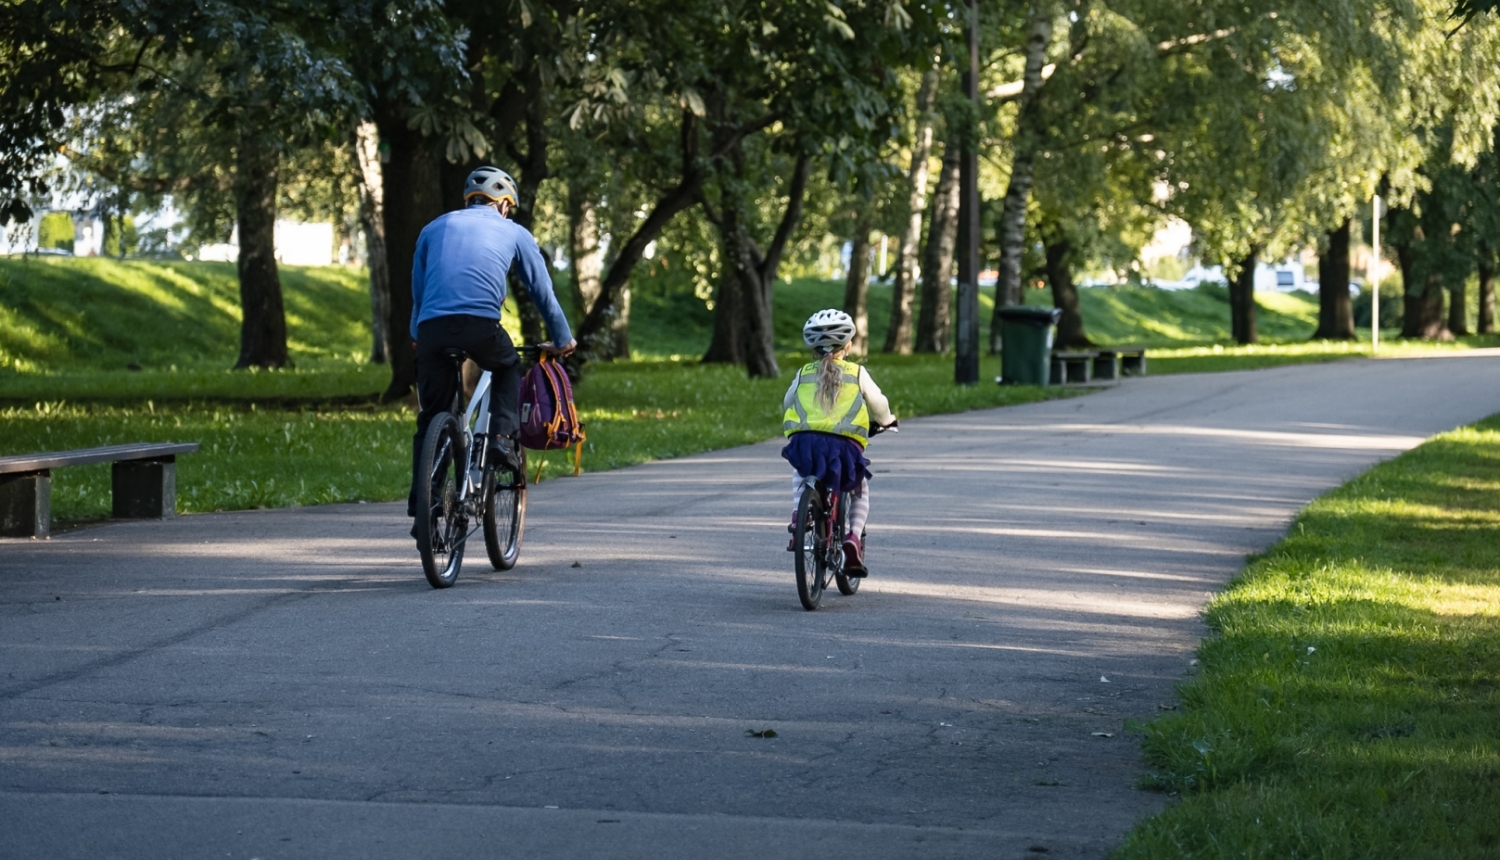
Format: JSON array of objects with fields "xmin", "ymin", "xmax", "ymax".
[{"xmin": 518, "ymin": 353, "xmax": 586, "ymax": 474}]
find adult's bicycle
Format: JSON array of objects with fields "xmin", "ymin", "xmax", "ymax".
[
  {"xmin": 792, "ymin": 422, "xmax": 895, "ymax": 611},
  {"xmin": 414, "ymin": 346, "xmax": 537, "ymax": 588}
]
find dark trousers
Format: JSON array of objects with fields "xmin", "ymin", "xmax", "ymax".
[{"xmin": 409, "ymin": 315, "xmax": 521, "ymax": 515}]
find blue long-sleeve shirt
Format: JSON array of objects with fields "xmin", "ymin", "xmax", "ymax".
[{"xmin": 409, "ymin": 204, "xmax": 573, "ymax": 344}]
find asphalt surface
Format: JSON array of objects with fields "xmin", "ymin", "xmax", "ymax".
[{"xmin": 5, "ymin": 354, "xmax": 1500, "ymax": 860}]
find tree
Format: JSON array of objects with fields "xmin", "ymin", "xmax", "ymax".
[
  {"xmin": 332, "ymin": 0, "xmax": 474, "ymax": 399},
  {"xmin": 992, "ymin": 2, "xmax": 1055, "ymax": 317},
  {"xmin": 914, "ymin": 147, "xmax": 959, "ymax": 353},
  {"xmin": 1314, "ymin": 221, "xmax": 1356, "ymax": 339},
  {"xmin": 883, "ymin": 65, "xmax": 939, "ymax": 354},
  {"xmin": 842, "ymin": 206, "xmax": 876, "ymax": 356}
]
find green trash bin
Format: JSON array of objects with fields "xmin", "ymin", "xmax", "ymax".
[{"xmin": 996, "ymin": 306, "xmax": 1062, "ymax": 386}]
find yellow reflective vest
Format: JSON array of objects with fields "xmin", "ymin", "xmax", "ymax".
[{"xmin": 782, "ymin": 358, "xmax": 870, "ymax": 447}]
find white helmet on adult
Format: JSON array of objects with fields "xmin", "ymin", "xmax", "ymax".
[
  {"xmin": 803, "ymin": 309, "xmax": 856, "ymax": 353},
  {"xmin": 464, "ymin": 166, "xmax": 519, "ymax": 208}
]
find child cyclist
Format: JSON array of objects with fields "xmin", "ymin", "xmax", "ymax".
[{"xmin": 782, "ymin": 309, "xmax": 897, "ymax": 575}]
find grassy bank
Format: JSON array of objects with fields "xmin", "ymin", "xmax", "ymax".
[
  {"xmin": 1116, "ymin": 417, "xmax": 1500, "ymax": 859},
  {"xmin": 0, "ymin": 256, "xmax": 371, "ymax": 372}
]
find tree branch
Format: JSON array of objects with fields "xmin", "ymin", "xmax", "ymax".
[{"xmin": 758, "ymin": 152, "xmax": 812, "ymax": 282}]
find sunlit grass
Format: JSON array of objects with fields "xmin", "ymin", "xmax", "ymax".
[
  {"xmin": 0, "ymin": 256, "xmax": 371, "ymax": 371},
  {"xmin": 1148, "ymin": 336, "xmax": 1500, "ymax": 375},
  {"xmin": 1115, "ymin": 418, "xmax": 1500, "ymax": 860}
]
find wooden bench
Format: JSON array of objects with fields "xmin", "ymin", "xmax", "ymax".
[
  {"xmin": 0, "ymin": 442, "xmax": 200, "ymax": 539},
  {"xmin": 1050, "ymin": 350, "xmax": 1098, "ymax": 386}
]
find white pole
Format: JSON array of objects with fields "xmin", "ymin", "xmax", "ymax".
[
  {"xmin": 878, "ymin": 234, "xmax": 888, "ymax": 280},
  {"xmin": 1371, "ymin": 195, "xmax": 1381, "ymax": 354}
]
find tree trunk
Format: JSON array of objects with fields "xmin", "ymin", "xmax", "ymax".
[
  {"xmin": 355, "ymin": 122, "xmax": 390, "ymax": 364},
  {"xmin": 1449, "ymin": 279, "xmax": 1469, "ymax": 337},
  {"xmin": 703, "ymin": 150, "xmax": 810, "ymax": 378},
  {"xmin": 914, "ymin": 148, "xmax": 960, "ymax": 353},
  {"xmin": 843, "ymin": 216, "xmax": 873, "ymax": 356},
  {"xmin": 376, "ymin": 115, "xmax": 445, "ymax": 402},
  {"xmin": 990, "ymin": 5, "xmax": 1054, "ymax": 352},
  {"xmin": 233, "ymin": 129, "xmax": 289, "ymax": 370},
  {"xmin": 565, "ymin": 188, "xmax": 626, "ymax": 359},
  {"xmin": 1479, "ymin": 249, "xmax": 1495, "ymax": 334},
  {"xmin": 488, "ymin": 62, "xmax": 553, "ymax": 348},
  {"xmin": 1400, "ymin": 274, "xmax": 1448, "ymax": 339},
  {"xmin": 704, "ymin": 206, "xmax": 778, "ymax": 376},
  {"xmin": 568, "ymin": 189, "xmax": 603, "ymax": 323},
  {"xmin": 883, "ymin": 67, "xmax": 938, "ymax": 355},
  {"xmin": 1045, "ymin": 237, "xmax": 1090, "ymax": 348},
  {"xmin": 1313, "ymin": 219, "xmax": 1355, "ymax": 340},
  {"xmin": 1230, "ymin": 251, "xmax": 1258, "ymax": 345}
]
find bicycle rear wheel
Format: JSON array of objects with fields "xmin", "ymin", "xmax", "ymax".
[
  {"xmin": 417, "ymin": 413, "xmax": 467, "ymax": 589},
  {"xmin": 483, "ymin": 448, "xmax": 527, "ymax": 570},
  {"xmin": 794, "ymin": 486, "xmax": 827, "ymax": 610}
]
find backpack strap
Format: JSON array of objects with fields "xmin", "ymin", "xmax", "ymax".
[{"xmin": 537, "ymin": 354, "xmax": 587, "ymax": 476}]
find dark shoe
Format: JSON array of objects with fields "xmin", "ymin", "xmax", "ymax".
[
  {"xmin": 488, "ymin": 436, "xmax": 520, "ymax": 469},
  {"xmin": 786, "ymin": 516, "xmax": 797, "ymax": 551},
  {"xmin": 409, "ymin": 520, "xmax": 419, "ymax": 540},
  {"xmin": 843, "ymin": 533, "xmax": 866, "ymax": 577}
]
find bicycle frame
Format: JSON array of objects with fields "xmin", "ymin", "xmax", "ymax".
[{"xmin": 454, "ymin": 369, "xmax": 493, "ymax": 504}]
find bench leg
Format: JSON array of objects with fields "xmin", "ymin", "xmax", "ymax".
[
  {"xmin": 0, "ymin": 472, "xmax": 50, "ymax": 539},
  {"xmin": 1122, "ymin": 355, "xmax": 1147, "ymax": 376},
  {"xmin": 112, "ymin": 459, "xmax": 177, "ymax": 519}
]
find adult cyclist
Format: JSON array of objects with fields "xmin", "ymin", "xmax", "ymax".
[{"xmin": 407, "ymin": 166, "xmax": 575, "ymax": 531}]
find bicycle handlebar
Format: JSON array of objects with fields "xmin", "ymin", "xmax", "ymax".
[{"xmin": 870, "ymin": 420, "xmax": 898, "ymax": 436}]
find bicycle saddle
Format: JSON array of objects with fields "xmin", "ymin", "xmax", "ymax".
[{"xmin": 440, "ymin": 347, "xmax": 468, "ymax": 364}]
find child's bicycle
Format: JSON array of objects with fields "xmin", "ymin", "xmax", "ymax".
[
  {"xmin": 414, "ymin": 346, "xmax": 541, "ymax": 589},
  {"xmin": 792, "ymin": 422, "xmax": 895, "ymax": 611}
]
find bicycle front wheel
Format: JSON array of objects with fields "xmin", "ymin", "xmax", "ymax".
[
  {"xmin": 794, "ymin": 485, "xmax": 826, "ymax": 610},
  {"xmin": 483, "ymin": 448, "xmax": 527, "ymax": 570},
  {"xmin": 416, "ymin": 413, "xmax": 467, "ymax": 589}
]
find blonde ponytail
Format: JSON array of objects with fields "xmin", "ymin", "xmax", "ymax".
[{"xmin": 815, "ymin": 349, "xmax": 847, "ymax": 412}]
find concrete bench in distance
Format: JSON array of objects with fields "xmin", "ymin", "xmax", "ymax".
[
  {"xmin": 0, "ymin": 442, "xmax": 200, "ymax": 539},
  {"xmin": 1050, "ymin": 350, "xmax": 1098, "ymax": 386},
  {"xmin": 1097, "ymin": 345, "xmax": 1147, "ymax": 378}
]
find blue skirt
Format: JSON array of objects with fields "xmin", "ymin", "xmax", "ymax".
[{"xmin": 781, "ymin": 431, "xmax": 871, "ymax": 493}]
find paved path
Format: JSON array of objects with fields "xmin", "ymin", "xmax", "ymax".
[{"xmin": 5, "ymin": 355, "xmax": 1500, "ymax": 860}]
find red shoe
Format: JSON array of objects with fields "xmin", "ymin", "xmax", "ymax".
[{"xmin": 842, "ymin": 532, "xmax": 867, "ymax": 577}]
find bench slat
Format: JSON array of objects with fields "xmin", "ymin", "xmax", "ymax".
[{"xmin": 0, "ymin": 442, "xmax": 200, "ymax": 475}]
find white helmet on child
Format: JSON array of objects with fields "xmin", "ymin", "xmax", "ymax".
[{"xmin": 803, "ymin": 309, "xmax": 856, "ymax": 353}]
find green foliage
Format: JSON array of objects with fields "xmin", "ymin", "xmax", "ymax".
[
  {"xmin": 101, "ymin": 214, "xmax": 137, "ymax": 257},
  {"xmin": 1117, "ymin": 417, "xmax": 1500, "ymax": 859},
  {"xmin": 36, "ymin": 212, "xmax": 74, "ymax": 252}
]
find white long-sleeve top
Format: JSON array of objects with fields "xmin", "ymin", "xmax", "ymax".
[{"xmin": 782, "ymin": 363, "xmax": 896, "ymax": 428}]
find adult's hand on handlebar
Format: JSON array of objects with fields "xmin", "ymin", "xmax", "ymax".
[{"xmin": 539, "ymin": 339, "xmax": 577, "ymax": 357}]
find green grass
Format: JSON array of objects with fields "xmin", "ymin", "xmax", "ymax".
[
  {"xmin": 0, "ymin": 351, "xmax": 1063, "ymax": 528},
  {"xmin": 1115, "ymin": 417, "xmax": 1500, "ymax": 860}
]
